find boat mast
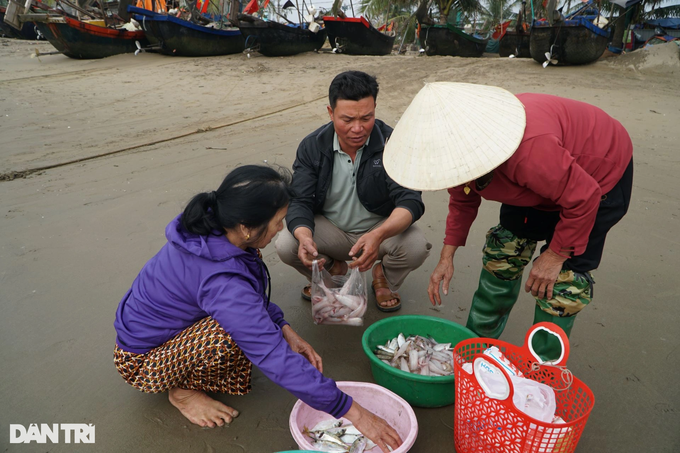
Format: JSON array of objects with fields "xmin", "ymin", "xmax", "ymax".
[
  {"xmin": 294, "ymin": 0, "xmax": 302, "ymax": 23},
  {"xmin": 382, "ymin": 0, "xmax": 391, "ymax": 30},
  {"xmin": 228, "ymin": 0, "xmax": 240, "ymax": 25},
  {"xmin": 97, "ymin": 0, "xmax": 108, "ymax": 26},
  {"xmin": 349, "ymin": 0, "xmax": 354, "ymax": 17}
]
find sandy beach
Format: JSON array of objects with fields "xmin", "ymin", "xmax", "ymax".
[{"xmin": 1, "ymin": 36, "xmax": 679, "ymax": 452}]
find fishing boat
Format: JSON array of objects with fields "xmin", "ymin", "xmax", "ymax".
[
  {"xmin": 323, "ymin": 16, "xmax": 394, "ymax": 55},
  {"xmin": 418, "ymin": 23, "xmax": 488, "ymax": 57},
  {"xmin": 530, "ymin": 2, "xmax": 610, "ymax": 65},
  {"xmin": 498, "ymin": 2, "xmax": 531, "ymax": 58},
  {"xmin": 499, "ymin": 30, "xmax": 530, "ymax": 57},
  {"xmin": 129, "ymin": 6, "xmax": 244, "ymax": 56},
  {"xmin": 237, "ymin": 13, "xmax": 327, "ymax": 57},
  {"xmin": 33, "ymin": 15, "xmax": 147, "ymax": 59},
  {"xmin": 415, "ymin": 0, "xmax": 488, "ymax": 57},
  {"xmin": 1, "ymin": 4, "xmax": 39, "ymax": 39}
]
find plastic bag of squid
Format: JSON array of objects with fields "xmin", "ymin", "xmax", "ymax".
[{"xmin": 311, "ymin": 260, "xmax": 367, "ymax": 326}]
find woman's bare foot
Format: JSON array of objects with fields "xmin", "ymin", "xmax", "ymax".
[
  {"xmin": 372, "ymin": 264, "xmax": 399, "ymax": 308},
  {"xmin": 168, "ymin": 388, "xmax": 239, "ymax": 428}
]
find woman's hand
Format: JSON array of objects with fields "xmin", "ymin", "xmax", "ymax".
[
  {"xmin": 343, "ymin": 401, "xmax": 402, "ymax": 453},
  {"xmin": 525, "ymin": 248, "xmax": 568, "ymax": 300},
  {"xmin": 281, "ymin": 325, "xmax": 323, "ymax": 372}
]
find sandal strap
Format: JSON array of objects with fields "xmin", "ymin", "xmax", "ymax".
[
  {"xmin": 376, "ymin": 291, "xmax": 401, "ymax": 304},
  {"xmin": 372, "ymin": 276, "xmax": 391, "ymax": 290}
]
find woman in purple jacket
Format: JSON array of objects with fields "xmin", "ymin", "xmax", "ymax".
[{"xmin": 113, "ymin": 165, "xmax": 401, "ymax": 452}]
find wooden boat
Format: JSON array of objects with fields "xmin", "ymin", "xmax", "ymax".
[
  {"xmin": 499, "ymin": 30, "xmax": 531, "ymax": 57},
  {"xmin": 1, "ymin": 5, "xmax": 39, "ymax": 39},
  {"xmin": 418, "ymin": 23, "xmax": 488, "ymax": 57},
  {"xmin": 237, "ymin": 14, "xmax": 327, "ymax": 57},
  {"xmin": 129, "ymin": 6, "xmax": 244, "ymax": 56},
  {"xmin": 530, "ymin": 15, "xmax": 610, "ymax": 65},
  {"xmin": 322, "ymin": 16, "xmax": 394, "ymax": 56},
  {"xmin": 33, "ymin": 16, "xmax": 147, "ymax": 59},
  {"xmin": 498, "ymin": 4, "xmax": 531, "ymax": 58}
]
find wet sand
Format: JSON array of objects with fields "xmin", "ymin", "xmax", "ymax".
[{"xmin": 1, "ymin": 36, "xmax": 679, "ymax": 452}]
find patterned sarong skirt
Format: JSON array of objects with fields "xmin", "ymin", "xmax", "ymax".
[{"xmin": 114, "ymin": 317, "xmax": 252, "ymax": 394}]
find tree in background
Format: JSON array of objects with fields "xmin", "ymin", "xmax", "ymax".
[{"xmin": 477, "ymin": 0, "xmax": 521, "ymax": 32}]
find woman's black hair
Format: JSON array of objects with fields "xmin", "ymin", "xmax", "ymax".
[
  {"xmin": 328, "ymin": 71, "xmax": 379, "ymax": 110},
  {"xmin": 181, "ymin": 165, "xmax": 293, "ymax": 240}
]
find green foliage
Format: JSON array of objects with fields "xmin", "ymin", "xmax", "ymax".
[
  {"xmin": 435, "ymin": 0, "xmax": 481, "ymax": 20},
  {"xmin": 644, "ymin": 3, "xmax": 680, "ymax": 18},
  {"xmin": 477, "ymin": 0, "xmax": 521, "ymax": 27},
  {"xmin": 358, "ymin": 0, "xmax": 418, "ymax": 38}
]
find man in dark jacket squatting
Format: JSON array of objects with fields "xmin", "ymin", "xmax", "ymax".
[{"xmin": 276, "ymin": 71, "xmax": 432, "ymax": 312}]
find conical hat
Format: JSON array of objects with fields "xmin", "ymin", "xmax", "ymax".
[{"xmin": 384, "ymin": 82, "xmax": 526, "ymax": 191}]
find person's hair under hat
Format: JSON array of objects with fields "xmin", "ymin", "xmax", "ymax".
[{"xmin": 328, "ymin": 71, "xmax": 379, "ymax": 110}]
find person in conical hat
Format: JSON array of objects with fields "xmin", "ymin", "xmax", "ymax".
[
  {"xmin": 276, "ymin": 71, "xmax": 432, "ymax": 313},
  {"xmin": 383, "ymin": 82, "xmax": 633, "ymax": 361}
]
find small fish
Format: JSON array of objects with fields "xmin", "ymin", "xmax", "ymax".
[
  {"xmin": 336, "ymin": 294, "xmax": 362, "ymax": 310},
  {"xmin": 305, "ymin": 418, "xmax": 372, "ymax": 453},
  {"xmin": 311, "ymin": 419, "xmax": 344, "ymax": 432},
  {"xmin": 349, "ymin": 437, "xmax": 368, "ymax": 453},
  {"xmin": 311, "ymin": 278, "xmax": 367, "ymax": 326},
  {"xmin": 344, "ymin": 425, "xmax": 362, "ymax": 436},
  {"xmin": 374, "ymin": 332, "xmax": 455, "ymax": 376},
  {"xmin": 340, "ymin": 433, "xmax": 361, "ymax": 444},
  {"xmin": 377, "ymin": 345, "xmax": 395, "ymax": 355},
  {"xmin": 319, "ymin": 432, "xmax": 348, "ymax": 447},
  {"xmin": 314, "ymin": 440, "xmax": 349, "ymax": 452}
]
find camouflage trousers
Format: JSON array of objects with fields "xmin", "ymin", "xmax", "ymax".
[{"xmin": 482, "ymin": 225, "xmax": 594, "ymax": 317}]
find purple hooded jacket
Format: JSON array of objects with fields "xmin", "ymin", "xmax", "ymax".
[{"xmin": 114, "ymin": 214, "xmax": 352, "ymax": 418}]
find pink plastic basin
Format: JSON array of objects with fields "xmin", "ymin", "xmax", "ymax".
[{"xmin": 289, "ymin": 381, "xmax": 418, "ymax": 452}]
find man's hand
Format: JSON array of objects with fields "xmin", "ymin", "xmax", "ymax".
[
  {"xmin": 282, "ymin": 325, "xmax": 323, "ymax": 372},
  {"xmin": 348, "ymin": 208, "xmax": 412, "ymax": 272},
  {"xmin": 525, "ymin": 248, "xmax": 568, "ymax": 300},
  {"xmin": 348, "ymin": 230, "xmax": 382, "ymax": 272},
  {"xmin": 294, "ymin": 227, "xmax": 324, "ymax": 270},
  {"xmin": 343, "ymin": 402, "xmax": 402, "ymax": 453},
  {"xmin": 427, "ymin": 245, "xmax": 458, "ymax": 305}
]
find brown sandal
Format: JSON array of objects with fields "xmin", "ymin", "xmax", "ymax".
[
  {"xmin": 301, "ymin": 260, "xmax": 348, "ymax": 301},
  {"xmin": 372, "ymin": 276, "xmax": 401, "ymax": 312},
  {"xmin": 301, "ymin": 283, "xmax": 312, "ymax": 301}
]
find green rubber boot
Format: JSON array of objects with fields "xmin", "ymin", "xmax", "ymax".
[
  {"xmin": 531, "ymin": 305, "xmax": 576, "ymax": 362},
  {"xmin": 466, "ymin": 269, "xmax": 523, "ymax": 339}
]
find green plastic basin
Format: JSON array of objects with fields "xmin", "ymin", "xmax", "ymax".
[{"xmin": 361, "ymin": 315, "xmax": 477, "ymax": 408}]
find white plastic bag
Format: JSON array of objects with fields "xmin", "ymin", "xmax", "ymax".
[
  {"xmin": 311, "ymin": 260, "xmax": 367, "ymax": 326},
  {"xmin": 511, "ymin": 375, "xmax": 557, "ymax": 423},
  {"xmin": 473, "ymin": 352, "xmax": 557, "ymax": 423}
]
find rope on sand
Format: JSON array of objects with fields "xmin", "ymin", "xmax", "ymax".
[{"xmin": 0, "ymin": 94, "xmax": 326, "ymax": 182}]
